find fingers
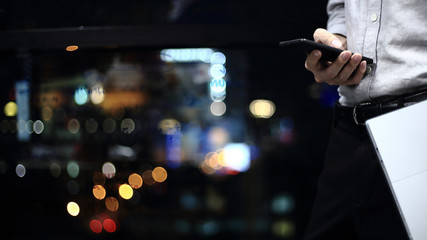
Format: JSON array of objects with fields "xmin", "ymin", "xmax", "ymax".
[
  {"xmin": 305, "ymin": 51, "xmax": 367, "ymax": 86},
  {"xmin": 313, "ymin": 28, "xmax": 344, "ymax": 49}
]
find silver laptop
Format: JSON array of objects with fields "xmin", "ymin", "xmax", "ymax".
[{"xmin": 366, "ymin": 100, "xmax": 427, "ymax": 240}]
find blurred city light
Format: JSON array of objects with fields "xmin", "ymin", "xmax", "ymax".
[
  {"xmin": 152, "ymin": 167, "xmax": 167, "ymax": 183},
  {"xmin": 102, "ymin": 219, "xmax": 117, "ymax": 233},
  {"xmin": 105, "ymin": 197, "xmax": 119, "ymax": 212},
  {"xmin": 93, "ymin": 185, "xmax": 106, "ymax": 200},
  {"xmin": 33, "ymin": 120, "xmax": 44, "ymax": 134},
  {"xmin": 85, "ymin": 119, "xmax": 98, "ymax": 134},
  {"xmin": 41, "ymin": 106, "xmax": 53, "ymax": 121},
  {"xmin": 271, "ymin": 220, "xmax": 295, "ymax": 238},
  {"xmin": 90, "ymin": 84, "xmax": 105, "ymax": 104},
  {"xmin": 120, "ymin": 118, "xmax": 135, "ymax": 134},
  {"xmin": 249, "ymin": 99, "xmax": 276, "ymax": 119},
  {"xmin": 160, "ymin": 48, "xmax": 214, "ymax": 63},
  {"xmin": 210, "ymin": 101, "xmax": 226, "ymax": 116},
  {"xmin": 128, "ymin": 173, "xmax": 143, "ymax": 189},
  {"xmin": 15, "ymin": 80, "xmax": 30, "ymax": 142},
  {"xmin": 223, "ymin": 143, "xmax": 251, "ymax": 172},
  {"xmin": 158, "ymin": 118, "xmax": 181, "ymax": 135},
  {"xmin": 90, "ymin": 219, "xmax": 102, "ymax": 233},
  {"xmin": 66, "ymin": 201, "xmax": 80, "ymax": 217},
  {"xmin": 118, "ymin": 183, "xmax": 133, "ymax": 199},
  {"xmin": 15, "ymin": 163, "xmax": 26, "ymax": 177},
  {"xmin": 74, "ymin": 87, "xmax": 89, "ymax": 105},
  {"xmin": 103, "ymin": 118, "xmax": 116, "ymax": 133},
  {"xmin": 209, "ymin": 64, "xmax": 226, "ymax": 79},
  {"xmin": 4, "ymin": 101, "xmax": 17, "ymax": 117},
  {"xmin": 67, "ymin": 119, "xmax": 80, "ymax": 134},
  {"xmin": 102, "ymin": 162, "xmax": 116, "ymax": 179},
  {"xmin": 49, "ymin": 162, "xmax": 61, "ymax": 178},
  {"xmin": 210, "ymin": 52, "xmax": 226, "ymax": 65},
  {"xmin": 271, "ymin": 193, "xmax": 294, "ymax": 214},
  {"xmin": 66, "ymin": 45, "xmax": 79, "ymax": 52},
  {"xmin": 67, "ymin": 161, "xmax": 80, "ymax": 178},
  {"xmin": 142, "ymin": 170, "xmax": 156, "ymax": 185}
]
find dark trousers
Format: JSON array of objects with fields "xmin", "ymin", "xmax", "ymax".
[{"xmin": 303, "ymin": 114, "xmax": 409, "ymax": 240}]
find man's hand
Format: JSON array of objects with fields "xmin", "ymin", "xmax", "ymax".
[{"xmin": 305, "ymin": 28, "xmax": 367, "ymax": 85}]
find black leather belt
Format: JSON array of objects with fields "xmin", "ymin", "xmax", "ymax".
[{"xmin": 335, "ymin": 90, "xmax": 427, "ymax": 126}]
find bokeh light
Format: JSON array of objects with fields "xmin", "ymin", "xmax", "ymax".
[
  {"xmin": 128, "ymin": 173, "xmax": 143, "ymax": 189},
  {"xmin": 67, "ymin": 201, "xmax": 80, "ymax": 216},
  {"xmin": 271, "ymin": 220, "xmax": 295, "ymax": 238},
  {"xmin": 120, "ymin": 118, "xmax": 135, "ymax": 134},
  {"xmin": 74, "ymin": 87, "xmax": 89, "ymax": 105},
  {"xmin": 158, "ymin": 118, "xmax": 181, "ymax": 135},
  {"xmin": 25, "ymin": 120, "xmax": 34, "ymax": 134},
  {"xmin": 49, "ymin": 162, "xmax": 61, "ymax": 178},
  {"xmin": 66, "ymin": 45, "xmax": 79, "ymax": 52},
  {"xmin": 103, "ymin": 219, "xmax": 117, "ymax": 233},
  {"xmin": 210, "ymin": 52, "xmax": 226, "ymax": 65},
  {"xmin": 105, "ymin": 197, "xmax": 119, "ymax": 212},
  {"xmin": 67, "ymin": 119, "xmax": 80, "ymax": 134},
  {"xmin": 249, "ymin": 99, "xmax": 276, "ymax": 119},
  {"xmin": 4, "ymin": 101, "xmax": 17, "ymax": 117},
  {"xmin": 33, "ymin": 120, "xmax": 44, "ymax": 134},
  {"xmin": 41, "ymin": 106, "xmax": 53, "ymax": 121},
  {"xmin": 209, "ymin": 64, "xmax": 226, "ymax": 79},
  {"xmin": 118, "ymin": 184, "xmax": 133, "ymax": 200},
  {"xmin": 160, "ymin": 48, "xmax": 213, "ymax": 63},
  {"xmin": 103, "ymin": 118, "xmax": 116, "ymax": 133},
  {"xmin": 152, "ymin": 167, "xmax": 167, "ymax": 183},
  {"xmin": 224, "ymin": 143, "xmax": 251, "ymax": 172},
  {"xmin": 15, "ymin": 163, "xmax": 26, "ymax": 177},
  {"xmin": 85, "ymin": 119, "xmax": 98, "ymax": 134},
  {"xmin": 210, "ymin": 101, "xmax": 226, "ymax": 116},
  {"xmin": 102, "ymin": 162, "xmax": 116, "ymax": 179},
  {"xmin": 90, "ymin": 219, "xmax": 102, "ymax": 233},
  {"xmin": 92, "ymin": 185, "xmax": 106, "ymax": 200},
  {"xmin": 90, "ymin": 84, "xmax": 105, "ymax": 104},
  {"xmin": 142, "ymin": 170, "xmax": 155, "ymax": 185},
  {"xmin": 67, "ymin": 161, "xmax": 80, "ymax": 178}
]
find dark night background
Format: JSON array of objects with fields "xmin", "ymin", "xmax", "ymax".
[{"xmin": 0, "ymin": 0, "xmax": 336, "ymax": 239}]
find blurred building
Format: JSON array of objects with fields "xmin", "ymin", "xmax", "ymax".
[{"xmin": 0, "ymin": 0, "xmax": 335, "ymax": 239}]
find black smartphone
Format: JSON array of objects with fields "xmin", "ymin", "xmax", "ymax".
[{"xmin": 279, "ymin": 38, "xmax": 374, "ymax": 64}]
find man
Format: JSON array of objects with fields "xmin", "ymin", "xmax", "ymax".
[{"xmin": 303, "ymin": 0, "xmax": 427, "ymax": 239}]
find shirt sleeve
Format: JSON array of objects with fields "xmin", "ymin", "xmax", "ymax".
[{"xmin": 326, "ymin": 0, "xmax": 347, "ymax": 37}]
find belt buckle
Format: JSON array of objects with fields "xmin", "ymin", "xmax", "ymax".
[{"xmin": 352, "ymin": 102, "xmax": 371, "ymax": 126}]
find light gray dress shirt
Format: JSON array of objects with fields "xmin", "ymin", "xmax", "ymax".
[{"xmin": 327, "ymin": 0, "xmax": 427, "ymax": 106}]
